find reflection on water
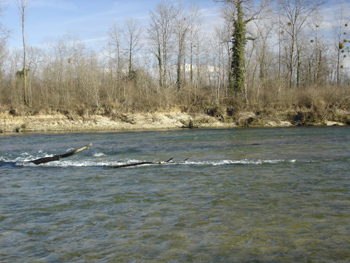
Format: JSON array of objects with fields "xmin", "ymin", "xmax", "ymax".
[{"xmin": 1, "ymin": 127, "xmax": 350, "ymax": 262}]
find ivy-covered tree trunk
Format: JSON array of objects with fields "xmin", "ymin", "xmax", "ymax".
[
  {"xmin": 22, "ymin": 7, "xmax": 27, "ymax": 105},
  {"xmin": 231, "ymin": 1, "xmax": 246, "ymax": 93},
  {"xmin": 17, "ymin": 0, "xmax": 29, "ymax": 106}
]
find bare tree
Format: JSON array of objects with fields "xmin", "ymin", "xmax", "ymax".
[
  {"xmin": 108, "ymin": 23, "xmax": 125, "ymax": 76},
  {"xmin": 0, "ymin": 1, "xmax": 9, "ymax": 47},
  {"xmin": 215, "ymin": 22, "xmax": 232, "ymax": 94},
  {"xmin": 187, "ymin": 0, "xmax": 202, "ymax": 90},
  {"xmin": 122, "ymin": 17, "xmax": 143, "ymax": 78},
  {"xmin": 108, "ymin": 23, "xmax": 126, "ymax": 101},
  {"xmin": 26, "ymin": 46, "xmax": 45, "ymax": 106},
  {"xmin": 0, "ymin": 1, "xmax": 9, "ymax": 80},
  {"xmin": 307, "ymin": 12, "xmax": 328, "ymax": 86},
  {"xmin": 212, "ymin": 27, "xmax": 230, "ymax": 102},
  {"xmin": 254, "ymin": 19, "xmax": 275, "ymax": 83},
  {"xmin": 108, "ymin": 23, "xmax": 124, "ymax": 80},
  {"xmin": 277, "ymin": 0, "xmax": 324, "ymax": 88},
  {"xmin": 148, "ymin": 0, "xmax": 177, "ymax": 88},
  {"xmin": 174, "ymin": 1, "xmax": 189, "ymax": 91},
  {"xmin": 332, "ymin": 4, "xmax": 350, "ymax": 85},
  {"xmin": 0, "ymin": 1, "xmax": 9, "ymax": 105},
  {"xmin": 247, "ymin": 18, "xmax": 276, "ymax": 104}
]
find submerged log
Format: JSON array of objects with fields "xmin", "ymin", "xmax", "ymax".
[
  {"xmin": 26, "ymin": 143, "xmax": 177, "ymax": 168},
  {"xmin": 110, "ymin": 158, "xmax": 174, "ymax": 168},
  {"xmin": 30, "ymin": 143, "xmax": 92, "ymax": 165}
]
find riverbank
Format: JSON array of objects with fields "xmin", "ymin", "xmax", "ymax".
[
  {"xmin": 1, "ymin": 107, "xmax": 349, "ymax": 134},
  {"xmin": 0, "ymin": 110, "xmax": 231, "ymax": 133}
]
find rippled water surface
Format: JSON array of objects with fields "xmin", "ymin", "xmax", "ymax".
[{"xmin": 1, "ymin": 127, "xmax": 350, "ymax": 262}]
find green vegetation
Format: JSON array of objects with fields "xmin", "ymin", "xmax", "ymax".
[{"xmin": 231, "ymin": 0, "xmax": 246, "ymax": 93}]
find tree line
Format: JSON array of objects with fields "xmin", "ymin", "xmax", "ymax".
[{"xmin": 0, "ymin": 0, "xmax": 349, "ymax": 117}]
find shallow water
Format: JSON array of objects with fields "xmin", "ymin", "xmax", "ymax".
[{"xmin": 1, "ymin": 127, "xmax": 350, "ymax": 262}]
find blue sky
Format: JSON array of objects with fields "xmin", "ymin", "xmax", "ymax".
[
  {"xmin": 1, "ymin": 0, "xmax": 350, "ymax": 51},
  {"xmin": 1, "ymin": 0, "xmax": 221, "ymax": 50}
]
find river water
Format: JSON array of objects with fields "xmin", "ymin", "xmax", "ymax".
[{"xmin": 0, "ymin": 127, "xmax": 350, "ymax": 262}]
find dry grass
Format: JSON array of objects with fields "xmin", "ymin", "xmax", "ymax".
[{"xmin": 1, "ymin": 81, "xmax": 350, "ymax": 131}]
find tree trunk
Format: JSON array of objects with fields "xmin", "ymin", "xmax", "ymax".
[
  {"xmin": 30, "ymin": 143, "xmax": 92, "ymax": 165},
  {"xmin": 110, "ymin": 158, "xmax": 173, "ymax": 168},
  {"xmin": 21, "ymin": 1, "xmax": 28, "ymax": 105},
  {"xmin": 231, "ymin": 1, "xmax": 246, "ymax": 93},
  {"xmin": 297, "ymin": 49, "xmax": 301, "ymax": 88}
]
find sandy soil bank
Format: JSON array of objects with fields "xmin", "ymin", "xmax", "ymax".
[
  {"xmin": 0, "ymin": 111, "xmax": 229, "ymax": 133},
  {"xmin": 0, "ymin": 110, "xmax": 347, "ymax": 134}
]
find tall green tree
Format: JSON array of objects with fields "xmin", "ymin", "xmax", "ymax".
[{"xmin": 215, "ymin": 0, "xmax": 270, "ymax": 94}]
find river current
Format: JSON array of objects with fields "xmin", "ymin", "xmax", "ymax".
[{"xmin": 1, "ymin": 127, "xmax": 350, "ymax": 262}]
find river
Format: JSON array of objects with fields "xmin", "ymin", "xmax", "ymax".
[{"xmin": 1, "ymin": 127, "xmax": 350, "ymax": 262}]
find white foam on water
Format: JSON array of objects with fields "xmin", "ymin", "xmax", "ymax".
[
  {"xmin": 0, "ymin": 155, "xmax": 315, "ymax": 168},
  {"xmin": 184, "ymin": 159, "xmax": 291, "ymax": 166},
  {"xmin": 16, "ymin": 158, "xmax": 144, "ymax": 168},
  {"xmin": 94, "ymin": 153, "xmax": 106, "ymax": 157}
]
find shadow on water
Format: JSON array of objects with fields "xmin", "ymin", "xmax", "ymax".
[{"xmin": 0, "ymin": 161, "xmax": 18, "ymax": 168}]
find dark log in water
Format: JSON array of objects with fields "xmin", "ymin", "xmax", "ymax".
[
  {"xmin": 27, "ymin": 143, "xmax": 175, "ymax": 168},
  {"xmin": 30, "ymin": 143, "xmax": 92, "ymax": 165},
  {"xmin": 110, "ymin": 158, "xmax": 174, "ymax": 168}
]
